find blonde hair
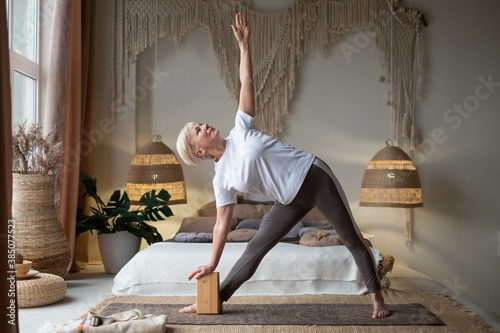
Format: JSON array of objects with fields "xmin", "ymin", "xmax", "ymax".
[{"xmin": 176, "ymin": 122, "xmax": 214, "ymax": 165}]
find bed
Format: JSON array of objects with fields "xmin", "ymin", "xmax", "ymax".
[{"xmin": 112, "ymin": 200, "xmax": 393, "ymax": 296}]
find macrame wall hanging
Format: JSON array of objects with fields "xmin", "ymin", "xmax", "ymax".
[{"xmin": 112, "ymin": 0, "xmax": 425, "ymax": 152}]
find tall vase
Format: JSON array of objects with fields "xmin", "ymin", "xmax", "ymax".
[{"xmin": 12, "ymin": 173, "xmax": 71, "ymax": 276}]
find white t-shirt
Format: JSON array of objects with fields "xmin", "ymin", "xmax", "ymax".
[{"xmin": 213, "ymin": 110, "xmax": 315, "ymax": 208}]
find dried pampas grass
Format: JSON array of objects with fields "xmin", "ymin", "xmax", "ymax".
[{"xmin": 12, "ymin": 121, "xmax": 63, "ymax": 174}]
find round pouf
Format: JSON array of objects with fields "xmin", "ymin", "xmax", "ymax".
[{"xmin": 17, "ymin": 273, "xmax": 67, "ymax": 308}]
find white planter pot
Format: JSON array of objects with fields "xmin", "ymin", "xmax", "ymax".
[{"xmin": 98, "ymin": 231, "xmax": 141, "ymax": 274}]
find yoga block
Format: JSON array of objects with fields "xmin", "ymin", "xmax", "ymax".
[{"xmin": 196, "ymin": 272, "xmax": 221, "ymax": 314}]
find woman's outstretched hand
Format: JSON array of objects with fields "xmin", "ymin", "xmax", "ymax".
[
  {"xmin": 187, "ymin": 264, "xmax": 214, "ymax": 281},
  {"xmin": 231, "ymin": 12, "xmax": 250, "ymax": 45}
]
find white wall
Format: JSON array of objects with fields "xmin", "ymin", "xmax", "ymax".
[
  {"xmin": 93, "ymin": 0, "xmax": 500, "ymax": 318},
  {"xmin": 400, "ymin": 0, "xmax": 500, "ymax": 319}
]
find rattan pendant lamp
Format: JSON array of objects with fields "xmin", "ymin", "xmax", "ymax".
[
  {"xmin": 126, "ymin": 0, "xmax": 187, "ymax": 206},
  {"xmin": 126, "ymin": 135, "xmax": 187, "ymax": 205},
  {"xmin": 360, "ymin": 139, "xmax": 422, "ymax": 208}
]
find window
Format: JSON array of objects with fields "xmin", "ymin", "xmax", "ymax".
[{"xmin": 7, "ymin": 0, "xmax": 40, "ymax": 129}]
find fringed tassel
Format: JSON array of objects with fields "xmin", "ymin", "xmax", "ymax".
[
  {"xmin": 410, "ymin": 123, "xmax": 416, "ymax": 151},
  {"xmin": 401, "ymin": 112, "xmax": 409, "ymax": 138},
  {"xmin": 405, "ymin": 207, "xmax": 414, "ymax": 252}
]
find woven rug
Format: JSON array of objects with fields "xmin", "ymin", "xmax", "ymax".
[
  {"xmin": 88, "ymin": 289, "xmax": 496, "ymax": 333},
  {"xmin": 100, "ymin": 302, "xmax": 441, "ymax": 326}
]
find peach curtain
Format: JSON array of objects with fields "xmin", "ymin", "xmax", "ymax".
[
  {"xmin": 44, "ymin": 0, "xmax": 96, "ymax": 274},
  {"xmin": 0, "ymin": 2, "xmax": 18, "ymax": 332}
]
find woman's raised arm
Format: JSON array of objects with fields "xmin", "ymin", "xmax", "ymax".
[{"xmin": 231, "ymin": 13, "xmax": 255, "ymax": 118}]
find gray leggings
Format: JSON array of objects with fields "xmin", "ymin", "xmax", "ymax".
[{"xmin": 219, "ymin": 158, "xmax": 381, "ymax": 301}]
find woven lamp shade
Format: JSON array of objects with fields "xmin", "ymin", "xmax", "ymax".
[
  {"xmin": 360, "ymin": 141, "xmax": 422, "ymax": 208},
  {"xmin": 126, "ymin": 135, "xmax": 187, "ymax": 205}
]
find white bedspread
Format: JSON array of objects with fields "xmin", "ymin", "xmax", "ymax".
[{"xmin": 112, "ymin": 242, "xmax": 382, "ymax": 296}]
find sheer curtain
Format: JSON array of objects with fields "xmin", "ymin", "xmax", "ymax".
[
  {"xmin": 44, "ymin": 0, "xmax": 96, "ymax": 274},
  {"xmin": 1, "ymin": 2, "xmax": 18, "ymax": 332}
]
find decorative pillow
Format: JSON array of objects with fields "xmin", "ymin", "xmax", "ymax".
[
  {"xmin": 233, "ymin": 204, "xmax": 272, "ymax": 220},
  {"xmin": 235, "ymin": 219, "xmax": 261, "ymax": 230},
  {"xmin": 177, "ymin": 217, "xmax": 239, "ymax": 234},
  {"xmin": 301, "ymin": 220, "xmax": 333, "ymax": 229},
  {"xmin": 194, "ymin": 201, "xmax": 217, "ymax": 217},
  {"xmin": 299, "ymin": 231, "xmax": 343, "ymax": 247},
  {"xmin": 194, "ymin": 201, "xmax": 273, "ymax": 219},
  {"xmin": 302, "ymin": 207, "xmax": 326, "ymax": 221},
  {"xmin": 298, "ymin": 227, "xmax": 337, "ymax": 238},
  {"xmin": 226, "ymin": 229, "xmax": 258, "ymax": 242},
  {"xmin": 282, "ymin": 222, "xmax": 305, "ymax": 241},
  {"xmin": 173, "ymin": 232, "xmax": 213, "ymax": 243}
]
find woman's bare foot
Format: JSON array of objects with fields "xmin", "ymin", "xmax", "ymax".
[
  {"xmin": 179, "ymin": 301, "xmax": 224, "ymax": 314},
  {"xmin": 371, "ymin": 291, "xmax": 391, "ymax": 318},
  {"xmin": 179, "ymin": 303, "xmax": 197, "ymax": 313}
]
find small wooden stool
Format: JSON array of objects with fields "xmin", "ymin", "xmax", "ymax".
[{"xmin": 196, "ymin": 272, "xmax": 221, "ymax": 314}]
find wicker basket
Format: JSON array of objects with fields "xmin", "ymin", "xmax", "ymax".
[{"xmin": 12, "ymin": 173, "xmax": 71, "ymax": 276}]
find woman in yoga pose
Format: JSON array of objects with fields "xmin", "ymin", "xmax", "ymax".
[{"xmin": 176, "ymin": 12, "xmax": 390, "ymax": 319}]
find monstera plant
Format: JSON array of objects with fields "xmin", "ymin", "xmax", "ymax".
[
  {"xmin": 76, "ymin": 172, "xmax": 173, "ymax": 273},
  {"xmin": 76, "ymin": 172, "xmax": 173, "ymax": 245}
]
